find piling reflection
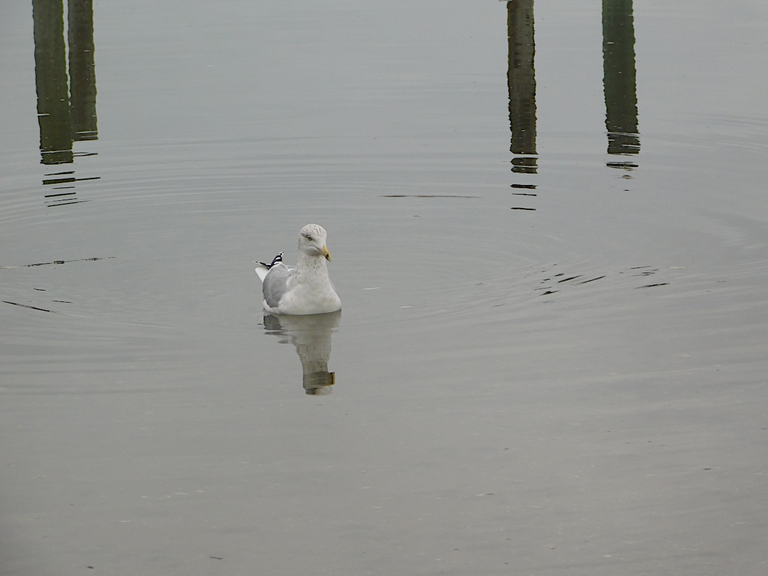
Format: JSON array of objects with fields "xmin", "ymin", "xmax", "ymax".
[
  {"xmin": 33, "ymin": 0, "xmax": 72, "ymax": 165},
  {"xmin": 507, "ymin": 0, "xmax": 537, "ymax": 174},
  {"xmin": 603, "ymin": 0, "xmax": 640, "ymax": 167},
  {"xmin": 504, "ymin": 1, "xmax": 641, "ymax": 180},
  {"xmin": 68, "ymin": 0, "xmax": 98, "ymax": 142},
  {"xmin": 263, "ymin": 311, "xmax": 341, "ymax": 396},
  {"xmin": 32, "ymin": 0, "xmax": 99, "ymax": 205},
  {"xmin": 507, "ymin": 1, "xmax": 537, "ymax": 211}
]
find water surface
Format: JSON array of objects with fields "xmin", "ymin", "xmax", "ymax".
[{"xmin": 2, "ymin": 1, "xmax": 768, "ymax": 574}]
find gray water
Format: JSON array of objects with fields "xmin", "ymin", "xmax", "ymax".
[{"xmin": 2, "ymin": 1, "xmax": 768, "ymax": 574}]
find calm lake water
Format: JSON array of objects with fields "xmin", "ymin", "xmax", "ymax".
[{"xmin": 2, "ymin": 1, "xmax": 768, "ymax": 574}]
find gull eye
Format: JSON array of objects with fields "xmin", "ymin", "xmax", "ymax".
[{"xmin": 304, "ymin": 234, "xmax": 313, "ymax": 241}]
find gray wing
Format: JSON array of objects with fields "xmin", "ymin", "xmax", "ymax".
[{"xmin": 262, "ymin": 264, "xmax": 295, "ymax": 309}]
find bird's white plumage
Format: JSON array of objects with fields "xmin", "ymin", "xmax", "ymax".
[{"xmin": 255, "ymin": 224, "xmax": 341, "ymax": 315}]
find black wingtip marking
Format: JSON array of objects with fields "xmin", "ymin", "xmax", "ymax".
[{"xmin": 258, "ymin": 252, "xmax": 284, "ymax": 269}]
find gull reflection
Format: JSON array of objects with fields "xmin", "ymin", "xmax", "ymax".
[{"xmin": 263, "ymin": 311, "xmax": 341, "ymax": 396}]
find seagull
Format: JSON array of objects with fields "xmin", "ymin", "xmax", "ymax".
[{"xmin": 255, "ymin": 224, "xmax": 342, "ymax": 315}]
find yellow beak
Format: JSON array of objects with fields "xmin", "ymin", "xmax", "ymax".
[{"xmin": 321, "ymin": 246, "xmax": 331, "ymax": 261}]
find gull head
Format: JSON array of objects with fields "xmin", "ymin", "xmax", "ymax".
[{"xmin": 298, "ymin": 223, "xmax": 331, "ymax": 261}]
